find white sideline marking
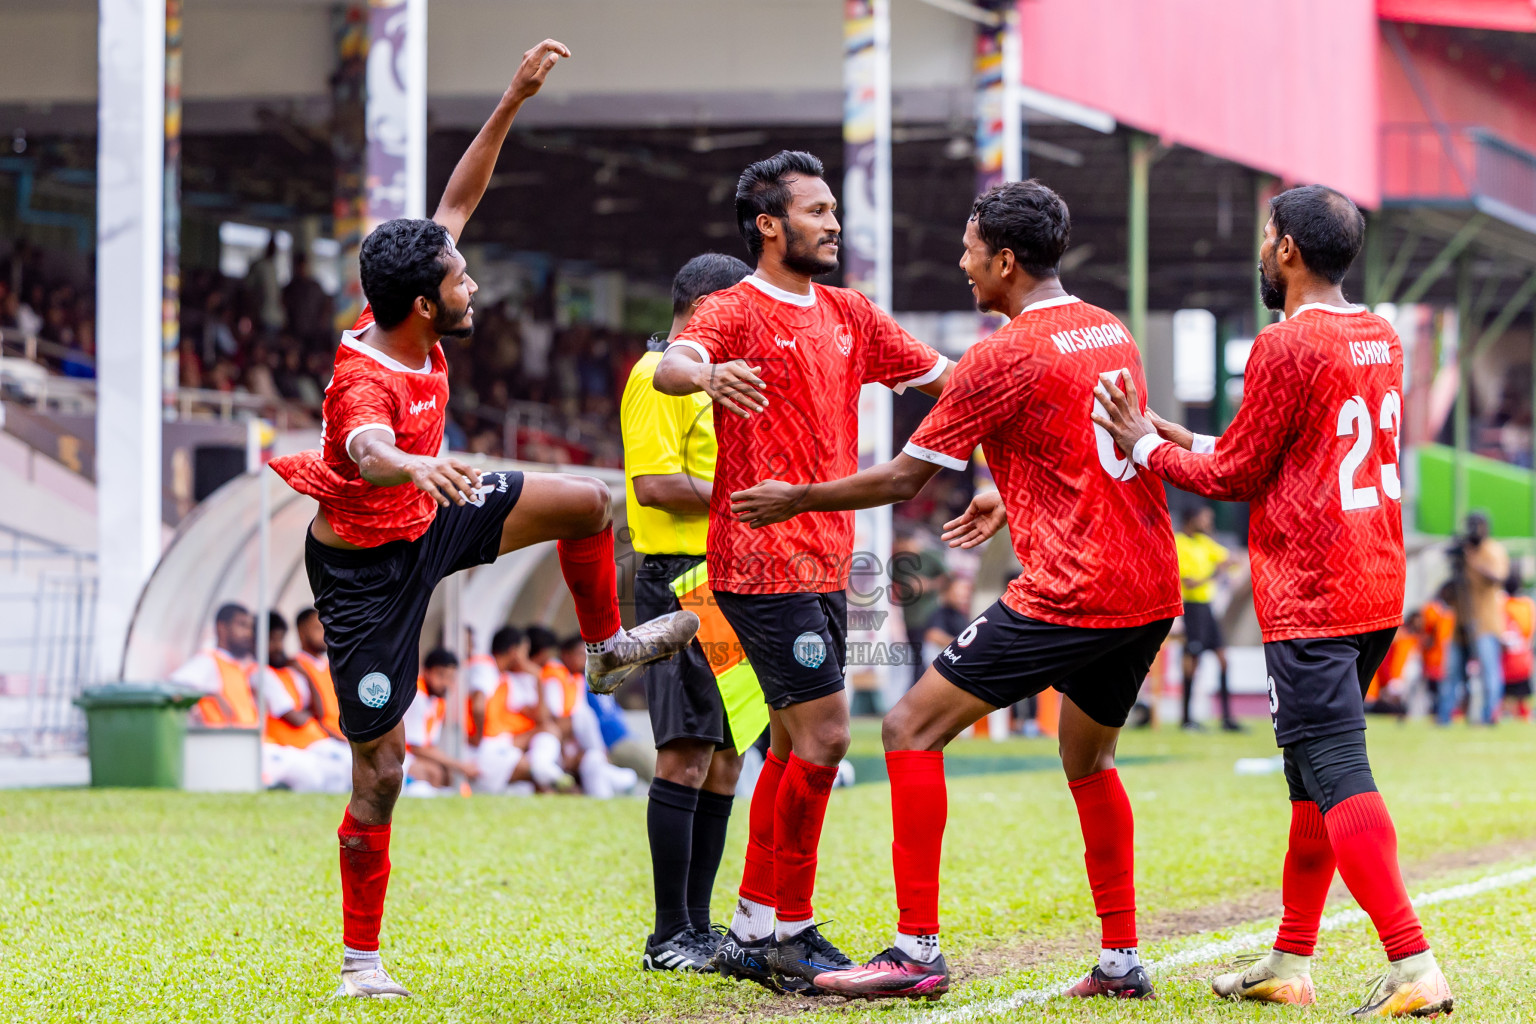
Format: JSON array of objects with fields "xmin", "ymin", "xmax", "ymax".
[{"xmin": 924, "ymin": 860, "xmax": 1536, "ymax": 1023}]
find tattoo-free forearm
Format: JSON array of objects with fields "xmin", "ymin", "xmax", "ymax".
[
  {"xmin": 633, "ymin": 473, "xmax": 712, "ymax": 515},
  {"xmin": 353, "ymin": 435, "xmax": 417, "ymax": 488},
  {"xmin": 435, "ymin": 92, "xmax": 526, "ymax": 226},
  {"xmin": 653, "ymin": 352, "xmax": 705, "ymax": 396},
  {"xmin": 800, "ymin": 456, "xmax": 938, "ymax": 513}
]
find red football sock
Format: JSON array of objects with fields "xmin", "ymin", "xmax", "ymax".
[
  {"xmin": 1274, "ymin": 800, "xmax": 1336, "ymax": 956},
  {"xmin": 887, "ymin": 750, "xmax": 946, "ymax": 936},
  {"xmin": 1325, "ymin": 792, "xmax": 1428, "ymax": 960},
  {"xmin": 338, "ymin": 808, "xmax": 391, "ymax": 952},
  {"xmin": 556, "ymin": 528, "xmax": 621, "ymax": 642},
  {"xmin": 1068, "ymin": 768, "xmax": 1138, "ymax": 949},
  {"xmin": 774, "ymin": 754, "xmax": 838, "ymax": 923},
  {"xmin": 739, "ymin": 751, "xmax": 787, "ymax": 906}
]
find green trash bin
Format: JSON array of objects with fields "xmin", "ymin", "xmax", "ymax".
[{"xmin": 74, "ymin": 684, "xmax": 202, "ymax": 788}]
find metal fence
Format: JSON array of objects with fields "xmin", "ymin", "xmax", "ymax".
[{"xmin": 0, "ymin": 527, "xmax": 96, "ymax": 757}]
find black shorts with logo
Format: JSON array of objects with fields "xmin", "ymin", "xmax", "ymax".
[
  {"xmin": 933, "ymin": 599, "xmax": 1173, "ymax": 728},
  {"xmin": 1182, "ymin": 601, "xmax": 1226, "ymax": 656},
  {"xmin": 635, "ymin": 554, "xmax": 732, "ymax": 750},
  {"xmin": 1263, "ymin": 628, "xmax": 1395, "ymax": 747},
  {"xmin": 714, "ymin": 589, "xmax": 847, "ymax": 710},
  {"xmin": 305, "ymin": 470, "xmax": 525, "ymax": 743}
]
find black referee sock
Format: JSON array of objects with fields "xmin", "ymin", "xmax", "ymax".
[
  {"xmin": 647, "ymin": 778, "xmax": 699, "ymax": 940},
  {"xmin": 687, "ymin": 789, "xmax": 735, "ymax": 930}
]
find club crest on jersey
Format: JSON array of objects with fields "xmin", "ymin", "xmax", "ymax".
[
  {"xmin": 792, "ymin": 631, "xmax": 826, "ymax": 669},
  {"xmin": 775, "ymin": 334, "xmax": 797, "ymax": 350},
  {"xmin": 358, "ymin": 672, "xmax": 392, "ymax": 709},
  {"xmin": 833, "ymin": 324, "xmax": 853, "ymax": 356},
  {"xmin": 410, "ymin": 396, "xmax": 438, "ymax": 416}
]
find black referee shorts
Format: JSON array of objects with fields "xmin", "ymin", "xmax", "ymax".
[
  {"xmin": 934, "ymin": 599, "xmax": 1173, "ymax": 728},
  {"xmin": 305, "ymin": 470, "xmax": 524, "ymax": 743},
  {"xmin": 634, "ymin": 554, "xmax": 732, "ymax": 750},
  {"xmin": 1182, "ymin": 601, "xmax": 1225, "ymax": 656}
]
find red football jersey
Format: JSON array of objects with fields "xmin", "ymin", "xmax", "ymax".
[
  {"xmin": 673, "ymin": 276, "xmax": 945, "ymax": 594},
  {"xmin": 905, "ymin": 296, "xmax": 1181, "ymax": 628},
  {"xmin": 1142, "ymin": 304, "xmax": 1406, "ymax": 642},
  {"xmin": 270, "ymin": 307, "xmax": 450, "ymax": 547}
]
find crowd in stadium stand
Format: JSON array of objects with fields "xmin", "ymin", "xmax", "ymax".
[{"xmin": 167, "ymin": 602, "xmax": 646, "ymax": 797}]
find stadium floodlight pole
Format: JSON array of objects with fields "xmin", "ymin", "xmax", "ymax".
[
  {"xmin": 96, "ymin": 0, "xmax": 167, "ymax": 681},
  {"xmin": 1126, "ymin": 132, "xmax": 1150, "ymax": 358},
  {"xmin": 844, "ymin": 0, "xmax": 898, "ymax": 703}
]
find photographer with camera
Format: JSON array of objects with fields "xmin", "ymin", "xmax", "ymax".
[{"xmin": 1438, "ymin": 511, "xmax": 1509, "ymax": 725}]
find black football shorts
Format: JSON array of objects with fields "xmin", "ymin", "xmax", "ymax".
[
  {"xmin": 933, "ymin": 598, "xmax": 1173, "ymax": 728},
  {"xmin": 305, "ymin": 470, "xmax": 524, "ymax": 743},
  {"xmin": 1263, "ymin": 628, "xmax": 1395, "ymax": 746},
  {"xmin": 1182, "ymin": 601, "xmax": 1226, "ymax": 656},
  {"xmin": 713, "ymin": 589, "xmax": 847, "ymax": 710}
]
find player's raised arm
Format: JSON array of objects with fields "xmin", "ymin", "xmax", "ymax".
[
  {"xmin": 729, "ymin": 453, "xmax": 940, "ymax": 528},
  {"xmin": 653, "ymin": 345, "xmax": 768, "ymax": 417},
  {"xmin": 431, "ymin": 38, "xmax": 570, "ymax": 241},
  {"xmin": 348, "ymin": 428, "xmax": 483, "ymax": 508}
]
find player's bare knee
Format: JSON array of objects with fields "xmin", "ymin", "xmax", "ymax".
[
  {"xmin": 570, "ymin": 476, "xmax": 612, "ymax": 533},
  {"xmin": 882, "ymin": 706, "xmax": 917, "ymax": 751}
]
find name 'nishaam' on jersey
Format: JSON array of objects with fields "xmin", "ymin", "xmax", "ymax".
[{"xmin": 1050, "ymin": 321, "xmax": 1135, "ymax": 355}]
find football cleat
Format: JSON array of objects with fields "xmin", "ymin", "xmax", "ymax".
[
  {"xmin": 771, "ymin": 923, "xmax": 855, "ymax": 987},
  {"xmin": 1065, "ymin": 964, "xmax": 1157, "ymax": 1000},
  {"xmin": 1351, "ymin": 952, "xmax": 1453, "ymax": 1018},
  {"xmin": 1213, "ymin": 952, "xmax": 1316, "ymax": 1005},
  {"xmin": 811, "ymin": 947, "xmax": 949, "ymax": 1001},
  {"xmin": 711, "ymin": 929, "xmax": 784, "ymax": 992},
  {"xmin": 334, "ymin": 958, "xmax": 411, "ymax": 999},
  {"xmin": 587, "ymin": 611, "xmax": 701, "ymax": 694},
  {"xmin": 641, "ymin": 927, "xmax": 717, "ymax": 973}
]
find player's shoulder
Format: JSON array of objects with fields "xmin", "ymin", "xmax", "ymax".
[
  {"xmin": 694, "ymin": 281, "xmax": 755, "ymax": 316},
  {"xmin": 625, "ymin": 349, "xmax": 663, "ymax": 387}
]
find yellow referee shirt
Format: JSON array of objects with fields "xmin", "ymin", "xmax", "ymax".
[
  {"xmin": 1175, "ymin": 530, "xmax": 1228, "ymax": 604},
  {"xmin": 620, "ymin": 350, "xmax": 715, "ymax": 556}
]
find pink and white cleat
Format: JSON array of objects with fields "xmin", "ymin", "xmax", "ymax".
[{"xmin": 812, "ymin": 947, "xmax": 950, "ymax": 1001}]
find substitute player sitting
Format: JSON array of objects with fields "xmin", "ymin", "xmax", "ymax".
[
  {"xmin": 473, "ymin": 626, "xmax": 569, "ymax": 794},
  {"xmin": 1094, "ymin": 185, "xmax": 1452, "ymax": 1017},
  {"xmin": 267, "ymin": 40, "xmax": 697, "ymax": 1000},
  {"xmin": 732, "ymin": 180, "xmax": 1180, "ymax": 1001},
  {"xmin": 655, "ymin": 150, "xmax": 950, "ymax": 991},
  {"xmin": 399, "ymin": 649, "xmax": 479, "ymax": 792}
]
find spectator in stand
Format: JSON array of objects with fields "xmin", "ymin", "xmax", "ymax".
[
  {"xmin": 473, "ymin": 626, "xmax": 571, "ymax": 794},
  {"xmin": 245, "ymin": 238, "xmax": 285, "ymax": 339},
  {"xmin": 922, "ymin": 576, "xmax": 974, "ymax": 668},
  {"xmin": 172, "ymin": 603, "xmax": 259, "ymax": 727},
  {"xmin": 1502, "ymin": 570, "xmax": 1534, "ymax": 722},
  {"xmin": 283, "ymin": 250, "xmax": 333, "ymax": 354},
  {"xmin": 1441, "ymin": 512, "xmax": 1509, "ymax": 725},
  {"xmin": 556, "ymin": 634, "xmax": 638, "ymax": 798},
  {"xmin": 260, "ymin": 611, "xmax": 351, "ymax": 792},
  {"xmin": 292, "ymin": 607, "xmax": 342, "ymax": 738},
  {"xmin": 401, "ymin": 649, "xmax": 480, "ymax": 793},
  {"xmin": 1175, "ymin": 505, "xmax": 1242, "ymax": 732}
]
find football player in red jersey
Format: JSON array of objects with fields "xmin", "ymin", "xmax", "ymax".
[
  {"xmin": 731, "ymin": 180, "xmax": 1180, "ymax": 1002},
  {"xmin": 653, "ymin": 151, "xmax": 951, "ymax": 992},
  {"xmin": 269, "ymin": 40, "xmax": 698, "ymax": 1000},
  {"xmin": 1094, "ymin": 185, "xmax": 1452, "ymax": 1018}
]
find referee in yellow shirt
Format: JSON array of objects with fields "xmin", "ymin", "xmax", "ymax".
[
  {"xmin": 623, "ymin": 253, "xmax": 751, "ymax": 973},
  {"xmin": 1175, "ymin": 506, "xmax": 1242, "ymax": 731}
]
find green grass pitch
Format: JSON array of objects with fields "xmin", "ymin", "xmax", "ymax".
[{"xmin": 3, "ymin": 719, "xmax": 1534, "ymax": 1022}]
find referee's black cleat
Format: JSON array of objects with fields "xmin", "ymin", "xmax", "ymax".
[
  {"xmin": 587, "ymin": 611, "xmax": 700, "ymax": 694},
  {"xmin": 641, "ymin": 927, "xmax": 717, "ymax": 973},
  {"xmin": 771, "ymin": 924, "xmax": 855, "ymax": 989}
]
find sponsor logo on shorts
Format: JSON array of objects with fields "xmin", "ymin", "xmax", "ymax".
[
  {"xmin": 469, "ymin": 471, "xmax": 509, "ymax": 508},
  {"xmin": 792, "ymin": 631, "xmax": 826, "ymax": 669},
  {"xmin": 941, "ymin": 647, "xmax": 961, "ymax": 663},
  {"xmin": 358, "ymin": 672, "xmax": 392, "ymax": 709}
]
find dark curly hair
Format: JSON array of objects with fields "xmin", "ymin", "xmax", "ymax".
[
  {"xmin": 969, "ymin": 180, "xmax": 1071, "ymax": 279},
  {"xmin": 735, "ymin": 150, "xmax": 826, "ymax": 258},
  {"xmin": 358, "ymin": 218, "xmax": 454, "ymax": 330}
]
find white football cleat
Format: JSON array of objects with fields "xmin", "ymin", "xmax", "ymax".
[{"xmin": 335, "ymin": 958, "xmax": 411, "ymax": 999}]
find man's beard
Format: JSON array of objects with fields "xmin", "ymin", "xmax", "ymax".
[
  {"xmin": 1258, "ymin": 259, "xmax": 1285, "ymax": 311},
  {"xmin": 432, "ymin": 297, "xmax": 474, "ymax": 339},
  {"xmin": 781, "ymin": 219, "xmax": 839, "ymax": 276}
]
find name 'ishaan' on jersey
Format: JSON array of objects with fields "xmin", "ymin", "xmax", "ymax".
[
  {"xmin": 269, "ymin": 307, "xmax": 450, "ymax": 547},
  {"xmin": 903, "ymin": 295, "xmax": 1182, "ymax": 628},
  {"xmin": 1137, "ymin": 304, "xmax": 1405, "ymax": 642}
]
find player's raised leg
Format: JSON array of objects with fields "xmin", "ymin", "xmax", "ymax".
[
  {"xmin": 494, "ymin": 473, "xmax": 700, "ymax": 694},
  {"xmin": 336, "ymin": 725, "xmax": 410, "ymax": 998}
]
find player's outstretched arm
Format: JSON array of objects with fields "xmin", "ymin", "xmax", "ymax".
[
  {"xmin": 432, "ymin": 39, "xmax": 570, "ymax": 241},
  {"xmin": 350, "ymin": 428, "xmax": 482, "ymax": 507},
  {"xmin": 941, "ymin": 490, "xmax": 1006, "ymax": 549},
  {"xmin": 730, "ymin": 454, "xmax": 940, "ymax": 528},
  {"xmin": 653, "ymin": 347, "xmax": 768, "ymax": 417}
]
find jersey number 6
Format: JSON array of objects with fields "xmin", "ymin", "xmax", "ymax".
[{"xmin": 1336, "ymin": 391, "xmax": 1401, "ymax": 512}]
